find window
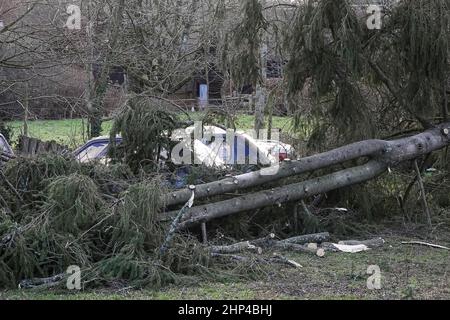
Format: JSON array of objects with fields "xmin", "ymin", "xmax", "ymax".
[
  {"xmin": 0, "ymin": 136, "xmax": 12, "ymax": 155},
  {"xmin": 76, "ymin": 141, "xmax": 109, "ymax": 163}
]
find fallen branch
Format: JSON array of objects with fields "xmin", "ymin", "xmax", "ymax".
[
  {"xmin": 159, "ymin": 187, "xmax": 195, "ymax": 256},
  {"xmin": 19, "ymin": 273, "xmax": 66, "ymax": 290},
  {"xmin": 321, "ymin": 242, "xmax": 341, "ymax": 253},
  {"xmin": 270, "ymin": 254, "xmax": 303, "ymax": 268},
  {"xmin": 320, "ymin": 238, "xmax": 386, "ymax": 253},
  {"xmin": 282, "ymin": 233, "xmax": 330, "ymax": 245},
  {"xmin": 271, "ymin": 241, "xmax": 316, "ymax": 254},
  {"xmin": 401, "ymin": 241, "xmax": 450, "ymax": 250},
  {"xmin": 211, "ymin": 253, "xmax": 302, "ymax": 268},
  {"xmin": 251, "ymin": 233, "xmax": 327, "ymax": 256},
  {"xmin": 210, "ymin": 241, "xmax": 263, "ymax": 255},
  {"xmin": 250, "ymin": 233, "xmax": 277, "ymax": 247}
]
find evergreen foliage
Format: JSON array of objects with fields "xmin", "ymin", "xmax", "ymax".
[
  {"xmin": 285, "ymin": 0, "xmax": 450, "ymax": 144},
  {"xmin": 228, "ymin": 0, "xmax": 267, "ymax": 88},
  {"xmin": 109, "ymin": 97, "xmax": 180, "ymax": 173}
]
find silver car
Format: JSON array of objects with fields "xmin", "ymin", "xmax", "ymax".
[
  {"xmin": 0, "ymin": 134, "xmax": 14, "ymax": 165},
  {"xmin": 73, "ymin": 126, "xmax": 294, "ymax": 168}
]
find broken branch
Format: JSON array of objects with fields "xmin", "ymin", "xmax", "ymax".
[
  {"xmin": 401, "ymin": 241, "xmax": 450, "ymax": 250},
  {"xmin": 210, "ymin": 241, "xmax": 263, "ymax": 255}
]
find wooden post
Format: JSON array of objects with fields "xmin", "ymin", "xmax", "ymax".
[
  {"xmin": 201, "ymin": 222, "xmax": 208, "ymax": 245},
  {"xmin": 293, "ymin": 203, "xmax": 299, "ymax": 234},
  {"xmin": 414, "ymin": 160, "xmax": 432, "ymax": 228},
  {"xmin": 24, "ymin": 82, "xmax": 29, "ymax": 137}
]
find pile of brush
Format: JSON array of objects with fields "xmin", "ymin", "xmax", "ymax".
[{"xmin": 0, "ymin": 154, "xmax": 219, "ymax": 289}]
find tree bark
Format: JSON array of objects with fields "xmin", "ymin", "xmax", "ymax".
[
  {"xmin": 281, "ymin": 232, "xmax": 330, "ymax": 245},
  {"xmin": 176, "ymin": 161, "xmax": 388, "ymax": 228},
  {"xmin": 87, "ymin": 0, "xmax": 125, "ymax": 138},
  {"xmin": 210, "ymin": 241, "xmax": 263, "ymax": 255}
]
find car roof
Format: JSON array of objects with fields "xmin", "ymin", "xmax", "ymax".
[{"xmin": 87, "ymin": 135, "xmax": 121, "ymax": 141}]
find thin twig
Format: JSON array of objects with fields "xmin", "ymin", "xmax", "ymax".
[
  {"xmin": 0, "ymin": 170, "xmax": 23, "ymax": 202},
  {"xmin": 402, "ymin": 241, "xmax": 450, "ymax": 251}
]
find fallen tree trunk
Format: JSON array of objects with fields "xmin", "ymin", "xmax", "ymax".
[
  {"xmin": 165, "ymin": 124, "xmax": 450, "ymax": 228},
  {"xmin": 165, "ymin": 123, "xmax": 450, "ymax": 208},
  {"xmin": 176, "ymin": 161, "xmax": 388, "ymax": 228},
  {"xmin": 165, "ymin": 140, "xmax": 387, "ymax": 207},
  {"xmin": 270, "ymin": 241, "xmax": 320, "ymax": 255}
]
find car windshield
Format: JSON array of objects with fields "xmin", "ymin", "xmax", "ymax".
[{"xmin": 76, "ymin": 141, "xmax": 108, "ymax": 163}]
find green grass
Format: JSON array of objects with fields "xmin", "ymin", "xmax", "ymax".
[
  {"xmin": 0, "ymin": 283, "xmax": 260, "ymax": 301},
  {"xmin": 1, "ymin": 236, "xmax": 449, "ymax": 300},
  {"xmin": 7, "ymin": 114, "xmax": 293, "ymax": 149}
]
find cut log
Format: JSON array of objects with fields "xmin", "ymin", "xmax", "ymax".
[
  {"xmin": 249, "ymin": 234, "xmax": 324, "ymax": 256},
  {"xmin": 321, "ymin": 242, "xmax": 341, "ymax": 252},
  {"xmin": 316, "ymin": 248, "xmax": 326, "ymax": 257},
  {"xmin": 282, "ymin": 233, "xmax": 330, "ymax": 245},
  {"xmin": 19, "ymin": 273, "xmax": 65, "ymax": 289},
  {"xmin": 210, "ymin": 241, "xmax": 263, "ymax": 255},
  {"xmin": 164, "ymin": 123, "xmax": 450, "ymax": 207},
  {"xmin": 250, "ymin": 233, "xmax": 276, "ymax": 247},
  {"xmin": 271, "ymin": 241, "xmax": 318, "ymax": 254}
]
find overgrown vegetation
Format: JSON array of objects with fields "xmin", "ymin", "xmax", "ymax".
[
  {"xmin": 0, "ymin": 155, "xmax": 254, "ymax": 289},
  {"xmin": 1, "ymin": 0, "xmax": 449, "ymax": 299},
  {"xmin": 1, "ymin": 100, "xmax": 274, "ymax": 290},
  {"xmin": 109, "ymin": 97, "xmax": 180, "ymax": 173},
  {"xmin": 285, "ymin": 0, "xmax": 450, "ymax": 147}
]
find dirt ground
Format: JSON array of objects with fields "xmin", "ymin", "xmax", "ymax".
[{"xmin": 1, "ymin": 230, "xmax": 449, "ymax": 300}]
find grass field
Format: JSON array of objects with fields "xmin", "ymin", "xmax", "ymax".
[
  {"xmin": 6, "ymin": 114, "xmax": 293, "ymax": 149},
  {"xmin": 1, "ymin": 235, "xmax": 449, "ymax": 300}
]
